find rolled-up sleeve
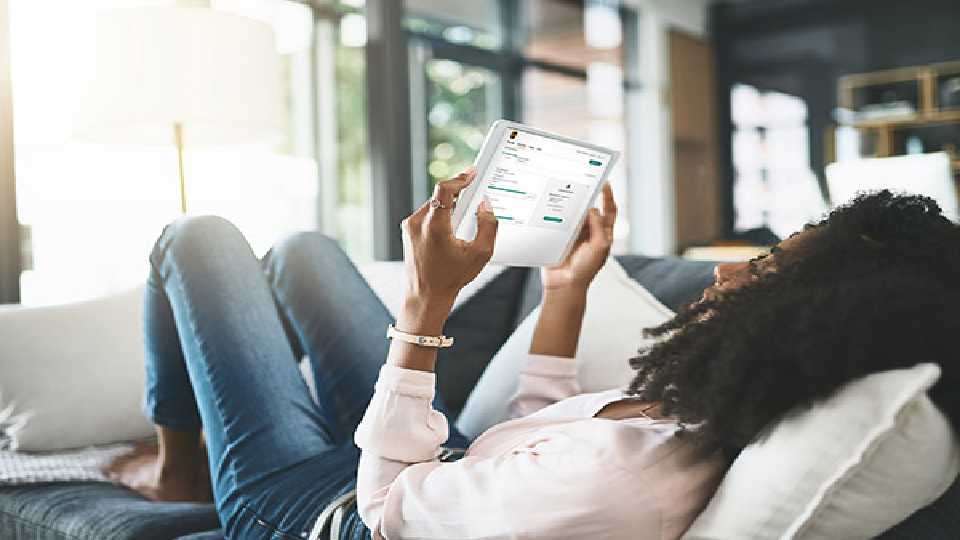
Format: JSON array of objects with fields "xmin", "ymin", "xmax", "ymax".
[
  {"xmin": 354, "ymin": 364, "xmax": 448, "ymax": 463},
  {"xmin": 354, "ymin": 364, "xmax": 449, "ymax": 536},
  {"xmin": 506, "ymin": 354, "xmax": 581, "ymax": 419}
]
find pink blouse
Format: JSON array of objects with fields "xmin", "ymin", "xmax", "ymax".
[{"xmin": 354, "ymin": 354, "xmax": 724, "ymax": 540}]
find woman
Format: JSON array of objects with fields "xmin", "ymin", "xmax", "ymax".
[{"xmin": 107, "ymin": 170, "xmax": 960, "ymax": 539}]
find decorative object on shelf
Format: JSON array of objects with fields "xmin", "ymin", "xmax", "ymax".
[
  {"xmin": 839, "ymin": 68, "xmax": 922, "ymax": 123},
  {"xmin": 74, "ymin": 2, "xmax": 283, "ymax": 214},
  {"xmin": 941, "ymin": 76, "xmax": 960, "ymax": 110}
]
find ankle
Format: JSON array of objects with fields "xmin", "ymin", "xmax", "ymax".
[
  {"xmin": 155, "ymin": 426, "xmax": 206, "ymax": 480},
  {"xmin": 157, "ymin": 454, "xmax": 204, "ymax": 479}
]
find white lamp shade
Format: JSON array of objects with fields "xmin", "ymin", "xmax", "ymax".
[{"xmin": 75, "ymin": 6, "xmax": 284, "ymax": 146}]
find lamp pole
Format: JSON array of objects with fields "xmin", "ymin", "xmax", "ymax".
[{"xmin": 173, "ymin": 122, "xmax": 187, "ymax": 214}]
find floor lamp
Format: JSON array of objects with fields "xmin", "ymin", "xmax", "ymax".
[{"xmin": 75, "ymin": 5, "xmax": 283, "ymax": 214}]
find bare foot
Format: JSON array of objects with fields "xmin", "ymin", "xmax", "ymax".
[{"xmin": 103, "ymin": 442, "xmax": 212, "ymax": 503}]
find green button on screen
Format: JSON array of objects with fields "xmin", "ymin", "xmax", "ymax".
[
  {"xmin": 543, "ymin": 216, "xmax": 563, "ymax": 223},
  {"xmin": 589, "ymin": 159, "xmax": 602, "ymax": 166}
]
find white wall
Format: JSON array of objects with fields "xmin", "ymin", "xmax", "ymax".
[{"xmin": 623, "ymin": 0, "xmax": 710, "ymax": 255}]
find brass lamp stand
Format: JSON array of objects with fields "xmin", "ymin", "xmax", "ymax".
[{"xmin": 173, "ymin": 122, "xmax": 187, "ymax": 214}]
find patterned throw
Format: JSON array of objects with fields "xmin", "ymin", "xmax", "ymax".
[{"xmin": 0, "ymin": 443, "xmax": 134, "ymax": 485}]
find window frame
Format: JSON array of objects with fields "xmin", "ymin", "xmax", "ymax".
[{"xmin": 0, "ymin": 0, "xmax": 21, "ymax": 304}]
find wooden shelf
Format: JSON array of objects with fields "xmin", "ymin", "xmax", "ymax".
[
  {"xmin": 834, "ymin": 61, "xmax": 960, "ymax": 172},
  {"xmin": 851, "ymin": 110, "xmax": 960, "ymax": 129}
]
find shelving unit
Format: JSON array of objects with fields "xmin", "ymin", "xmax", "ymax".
[{"xmin": 836, "ymin": 61, "xmax": 960, "ymax": 172}]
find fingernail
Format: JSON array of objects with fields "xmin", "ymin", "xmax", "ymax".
[{"xmin": 479, "ymin": 199, "xmax": 492, "ymax": 213}]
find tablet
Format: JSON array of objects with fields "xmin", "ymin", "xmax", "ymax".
[{"xmin": 452, "ymin": 120, "xmax": 620, "ymax": 267}]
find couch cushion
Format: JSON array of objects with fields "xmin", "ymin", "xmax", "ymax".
[
  {"xmin": 0, "ymin": 286, "xmax": 154, "ymax": 451},
  {"xmin": 614, "ymin": 255, "xmax": 717, "ymax": 312},
  {"xmin": 0, "ymin": 482, "xmax": 219, "ymax": 540},
  {"xmin": 516, "ymin": 255, "xmax": 716, "ymax": 322},
  {"xmin": 436, "ymin": 268, "xmax": 531, "ymax": 418}
]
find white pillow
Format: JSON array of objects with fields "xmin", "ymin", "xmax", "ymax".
[
  {"xmin": 456, "ymin": 258, "xmax": 675, "ymax": 439},
  {"xmin": 0, "ymin": 286, "xmax": 154, "ymax": 451},
  {"xmin": 683, "ymin": 363, "xmax": 960, "ymax": 540}
]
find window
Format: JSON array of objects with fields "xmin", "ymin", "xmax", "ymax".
[
  {"xmin": 731, "ymin": 83, "xmax": 826, "ymax": 240},
  {"xmin": 320, "ymin": 0, "xmax": 374, "ymax": 261}
]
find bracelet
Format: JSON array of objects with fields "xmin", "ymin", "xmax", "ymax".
[{"xmin": 386, "ymin": 324, "xmax": 454, "ymax": 348}]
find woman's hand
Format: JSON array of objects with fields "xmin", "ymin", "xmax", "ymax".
[
  {"xmin": 398, "ymin": 169, "xmax": 499, "ymax": 331},
  {"xmin": 390, "ymin": 169, "xmax": 498, "ymax": 372},
  {"xmin": 541, "ymin": 182, "xmax": 617, "ymax": 292},
  {"xmin": 529, "ymin": 184, "xmax": 616, "ymax": 358}
]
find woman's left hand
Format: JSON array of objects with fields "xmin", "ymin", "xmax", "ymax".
[{"xmin": 541, "ymin": 182, "xmax": 617, "ymax": 292}]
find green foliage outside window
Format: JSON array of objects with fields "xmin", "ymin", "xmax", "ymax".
[
  {"xmin": 425, "ymin": 59, "xmax": 498, "ymax": 186},
  {"xmin": 335, "ymin": 44, "xmax": 368, "ymax": 206}
]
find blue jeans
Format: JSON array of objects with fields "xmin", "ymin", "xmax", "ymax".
[{"xmin": 144, "ymin": 216, "xmax": 469, "ymax": 539}]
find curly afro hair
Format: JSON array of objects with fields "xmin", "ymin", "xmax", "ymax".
[{"xmin": 627, "ymin": 190, "xmax": 960, "ymax": 462}]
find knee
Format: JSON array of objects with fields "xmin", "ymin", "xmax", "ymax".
[
  {"xmin": 165, "ymin": 215, "xmax": 245, "ymax": 246},
  {"xmin": 272, "ymin": 231, "xmax": 345, "ymax": 262},
  {"xmin": 266, "ymin": 231, "xmax": 352, "ymax": 274},
  {"xmin": 152, "ymin": 215, "xmax": 247, "ymax": 262}
]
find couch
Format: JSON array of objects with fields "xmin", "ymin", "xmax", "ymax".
[{"xmin": 1, "ymin": 255, "xmax": 958, "ymax": 539}]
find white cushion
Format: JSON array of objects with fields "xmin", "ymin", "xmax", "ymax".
[
  {"xmin": 456, "ymin": 258, "xmax": 675, "ymax": 438},
  {"xmin": 683, "ymin": 363, "xmax": 960, "ymax": 540},
  {"xmin": 0, "ymin": 286, "xmax": 153, "ymax": 451}
]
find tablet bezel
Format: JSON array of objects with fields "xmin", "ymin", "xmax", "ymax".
[{"xmin": 451, "ymin": 120, "xmax": 621, "ymax": 267}]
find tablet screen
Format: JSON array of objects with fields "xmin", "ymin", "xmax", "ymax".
[{"xmin": 457, "ymin": 127, "xmax": 615, "ymax": 265}]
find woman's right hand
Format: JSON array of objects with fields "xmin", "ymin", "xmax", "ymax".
[{"xmin": 399, "ymin": 169, "xmax": 499, "ymax": 318}]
